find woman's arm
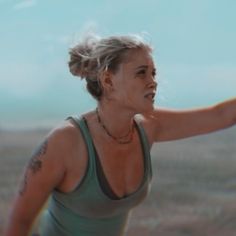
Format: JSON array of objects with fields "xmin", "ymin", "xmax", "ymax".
[
  {"xmin": 4, "ymin": 124, "xmax": 76, "ymax": 236},
  {"xmin": 147, "ymin": 97, "xmax": 236, "ymax": 142}
]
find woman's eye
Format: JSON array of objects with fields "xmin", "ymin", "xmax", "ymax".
[
  {"xmin": 152, "ymin": 71, "xmax": 156, "ymax": 77},
  {"xmin": 137, "ymin": 70, "xmax": 146, "ymax": 75}
]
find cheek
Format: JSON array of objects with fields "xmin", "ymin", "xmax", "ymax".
[
  {"xmin": 123, "ymin": 89, "xmax": 143, "ymax": 106},
  {"xmin": 125, "ymin": 93, "xmax": 135, "ymax": 104},
  {"xmin": 114, "ymin": 87, "xmax": 134, "ymax": 105}
]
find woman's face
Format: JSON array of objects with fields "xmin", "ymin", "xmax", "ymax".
[{"xmin": 111, "ymin": 48, "xmax": 157, "ymax": 113}]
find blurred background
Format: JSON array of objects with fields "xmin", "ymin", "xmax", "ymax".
[
  {"xmin": 0, "ymin": 0, "xmax": 236, "ymax": 129},
  {"xmin": 0, "ymin": 0, "xmax": 236, "ymax": 235}
]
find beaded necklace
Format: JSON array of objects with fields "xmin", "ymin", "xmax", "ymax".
[{"xmin": 96, "ymin": 108, "xmax": 135, "ymax": 144}]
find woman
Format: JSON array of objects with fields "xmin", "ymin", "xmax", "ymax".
[{"xmin": 5, "ymin": 34, "xmax": 236, "ymax": 236}]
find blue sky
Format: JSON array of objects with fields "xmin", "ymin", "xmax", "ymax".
[{"xmin": 0, "ymin": 0, "xmax": 235, "ymax": 128}]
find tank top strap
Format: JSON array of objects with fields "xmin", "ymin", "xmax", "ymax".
[
  {"xmin": 67, "ymin": 115, "xmax": 152, "ymax": 179},
  {"xmin": 134, "ymin": 119, "xmax": 153, "ymax": 178},
  {"xmin": 67, "ymin": 115, "xmax": 96, "ymax": 178}
]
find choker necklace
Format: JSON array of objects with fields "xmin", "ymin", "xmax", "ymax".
[{"xmin": 96, "ymin": 108, "xmax": 135, "ymax": 144}]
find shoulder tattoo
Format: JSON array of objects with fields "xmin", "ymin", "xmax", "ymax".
[{"xmin": 19, "ymin": 139, "xmax": 48, "ymax": 195}]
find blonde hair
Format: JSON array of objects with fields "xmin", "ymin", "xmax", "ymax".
[{"xmin": 68, "ymin": 34, "xmax": 152, "ymax": 100}]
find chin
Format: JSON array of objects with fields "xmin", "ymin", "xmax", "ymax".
[{"xmin": 136, "ymin": 104, "xmax": 155, "ymax": 114}]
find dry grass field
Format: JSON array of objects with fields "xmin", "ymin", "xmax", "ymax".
[{"xmin": 0, "ymin": 126, "xmax": 236, "ymax": 236}]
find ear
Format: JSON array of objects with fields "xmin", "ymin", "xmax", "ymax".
[{"xmin": 100, "ymin": 70, "xmax": 114, "ymax": 91}]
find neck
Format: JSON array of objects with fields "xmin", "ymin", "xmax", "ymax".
[{"xmin": 97, "ymin": 102, "xmax": 136, "ymax": 138}]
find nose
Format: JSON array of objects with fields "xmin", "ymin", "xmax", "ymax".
[{"xmin": 147, "ymin": 80, "xmax": 157, "ymax": 90}]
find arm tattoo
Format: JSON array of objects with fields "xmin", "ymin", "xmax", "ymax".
[
  {"xmin": 29, "ymin": 139, "xmax": 47, "ymax": 173},
  {"xmin": 19, "ymin": 139, "xmax": 48, "ymax": 195}
]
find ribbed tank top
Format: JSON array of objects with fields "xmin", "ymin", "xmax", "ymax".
[{"xmin": 39, "ymin": 116, "xmax": 152, "ymax": 236}]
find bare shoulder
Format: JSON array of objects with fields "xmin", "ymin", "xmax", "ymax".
[
  {"xmin": 42, "ymin": 118, "xmax": 88, "ymax": 167},
  {"xmin": 134, "ymin": 113, "xmax": 159, "ymax": 145},
  {"xmin": 136, "ymin": 107, "xmax": 186, "ymax": 143},
  {"xmin": 47, "ymin": 119, "xmax": 83, "ymax": 151},
  {"xmin": 137, "ymin": 104, "xmax": 230, "ymax": 143},
  {"xmin": 32, "ymin": 120, "xmax": 81, "ymax": 167},
  {"xmin": 18, "ymin": 119, "xmax": 85, "ymax": 194}
]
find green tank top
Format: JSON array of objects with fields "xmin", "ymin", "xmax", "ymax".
[{"xmin": 39, "ymin": 116, "xmax": 152, "ymax": 236}]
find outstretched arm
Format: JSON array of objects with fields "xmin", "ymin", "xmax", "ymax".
[{"xmin": 147, "ymin": 97, "xmax": 236, "ymax": 142}]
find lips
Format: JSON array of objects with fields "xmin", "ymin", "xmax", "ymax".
[{"xmin": 144, "ymin": 92, "xmax": 156, "ymax": 102}]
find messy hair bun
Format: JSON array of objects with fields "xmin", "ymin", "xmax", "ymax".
[{"xmin": 68, "ymin": 34, "xmax": 152, "ymax": 100}]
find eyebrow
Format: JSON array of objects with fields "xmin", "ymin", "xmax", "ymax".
[
  {"xmin": 135, "ymin": 65, "xmax": 149, "ymax": 70},
  {"xmin": 135, "ymin": 65, "xmax": 156, "ymax": 72}
]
